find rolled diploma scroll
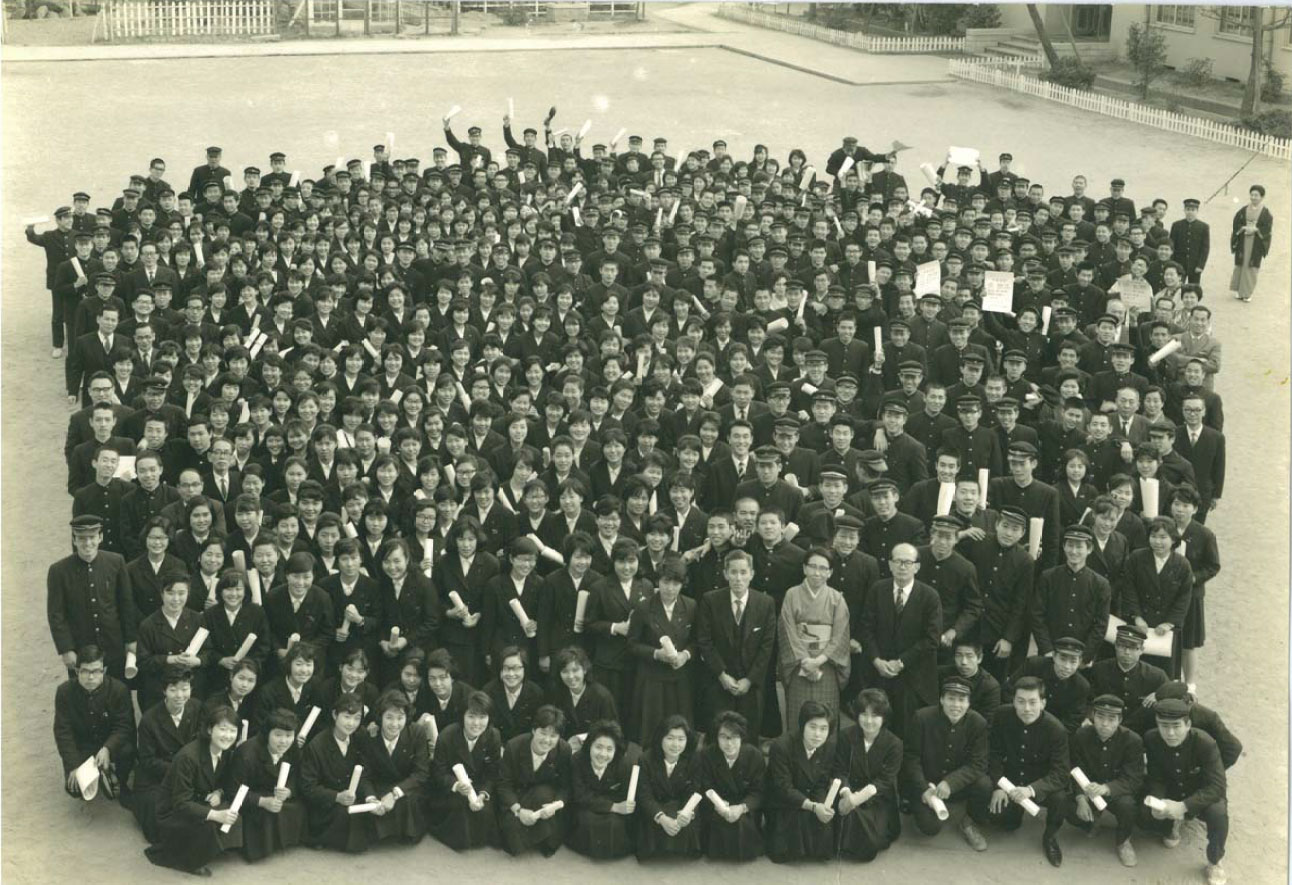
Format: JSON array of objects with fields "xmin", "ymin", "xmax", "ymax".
[
  {"xmin": 276, "ymin": 762, "xmax": 291, "ymax": 790},
  {"xmin": 233, "ymin": 633, "xmax": 257, "ymax": 661},
  {"xmin": 221, "ymin": 784, "xmax": 249, "ymax": 832},
  {"xmin": 1071, "ymin": 767, "xmax": 1107, "ymax": 811},
  {"xmin": 508, "ymin": 97, "xmax": 515, "ymax": 118},
  {"xmin": 347, "ymin": 765, "xmax": 364, "ymax": 797},
  {"xmin": 610, "ymin": 127, "xmax": 627, "ymax": 147},
  {"xmin": 425, "ymin": 714, "xmax": 439, "ymax": 745},
  {"xmin": 1148, "ymin": 338, "xmax": 1182, "ymax": 366},
  {"xmin": 681, "ymin": 792, "xmax": 703, "ymax": 815},
  {"xmin": 874, "ymin": 325, "xmax": 883, "ymax": 358},
  {"xmin": 453, "ymin": 763, "xmax": 480, "ymax": 803},
  {"xmin": 422, "ymin": 538, "xmax": 435, "ymax": 577},
  {"xmin": 867, "ymin": 260, "xmax": 877, "ymax": 283},
  {"xmin": 936, "ymin": 482, "xmax": 955, "ymax": 516},
  {"xmin": 854, "ymin": 783, "xmax": 878, "ymax": 804},
  {"xmin": 978, "ymin": 468, "xmax": 990, "ymax": 509},
  {"xmin": 577, "ymin": 119, "xmax": 593, "ymax": 139},
  {"xmin": 298, "ymin": 706, "xmax": 321, "ymax": 743},
  {"xmin": 1028, "ymin": 517, "xmax": 1044, "ymax": 560},
  {"xmin": 287, "ymin": 632, "xmax": 300, "ymax": 650},
  {"xmin": 509, "ymin": 598, "xmax": 530, "ymax": 625},
  {"xmin": 185, "ymin": 627, "xmax": 210, "ymax": 656},
  {"xmin": 799, "ymin": 166, "xmax": 815, "ymax": 190},
  {"xmin": 837, "ymin": 156, "xmax": 855, "ymax": 180},
  {"xmin": 823, "ymin": 777, "xmax": 842, "ymax": 807},
  {"xmin": 626, "ymin": 765, "xmax": 641, "ymax": 803},
  {"xmin": 659, "ymin": 636, "xmax": 677, "ymax": 657},
  {"xmin": 543, "ymin": 799, "xmax": 565, "ymax": 814},
  {"xmin": 705, "ymin": 789, "xmax": 730, "ymax": 812},
  {"xmin": 565, "ymin": 181, "xmax": 583, "ymax": 205},
  {"xmin": 1041, "ymin": 305, "xmax": 1053, "ymax": 336},
  {"xmin": 1141, "ymin": 478, "xmax": 1160, "ymax": 518},
  {"xmin": 445, "ymin": 105, "xmax": 462, "ymax": 120},
  {"xmin": 573, "ymin": 589, "xmax": 590, "ymax": 633},
  {"xmin": 997, "ymin": 777, "xmax": 1040, "ymax": 816},
  {"xmin": 125, "ymin": 650, "xmax": 138, "ymax": 679},
  {"xmin": 928, "ymin": 784, "xmax": 949, "ymax": 819},
  {"xmin": 240, "ymin": 720, "xmax": 248, "ymax": 744},
  {"xmin": 348, "ymin": 802, "xmax": 382, "ymax": 814},
  {"xmin": 1143, "ymin": 795, "xmax": 1168, "ymax": 812},
  {"xmin": 449, "ymin": 591, "xmax": 470, "ymax": 618},
  {"xmin": 390, "ymin": 626, "xmax": 401, "ymax": 644},
  {"xmin": 247, "ymin": 568, "xmax": 263, "ymax": 605}
]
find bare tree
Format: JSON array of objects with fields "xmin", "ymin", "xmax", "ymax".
[
  {"xmin": 1026, "ymin": 3, "xmax": 1061, "ymax": 68},
  {"xmin": 1198, "ymin": 6, "xmax": 1292, "ymax": 115}
]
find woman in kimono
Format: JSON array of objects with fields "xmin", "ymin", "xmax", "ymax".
[
  {"xmin": 428, "ymin": 690, "xmax": 503, "ymax": 851},
  {"xmin": 696, "ymin": 709, "xmax": 765, "ymax": 861},
  {"xmin": 137, "ymin": 575, "xmax": 209, "ymax": 712},
  {"xmin": 134, "ymin": 666, "xmax": 202, "ymax": 844},
  {"xmin": 230, "ymin": 707, "xmax": 306, "ymax": 862},
  {"xmin": 766, "ymin": 699, "xmax": 838, "ymax": 862},
  {"xmin": 1121, "ymin": 516, "xmax": 1194, "ymax": 678},
  {"xmin": 482, "ymin": 646, "xmax": 545, "ymax": 742},
  {"xmin": 1229, "ymin": 183, "xmax": 1273, "ymax": 302},
  {"xmin": 143, "ymin": 704, "xmax": 243, "ymax": 875},
  {"xmin": 548, "ymin": 645, "xmax": 618, "ymax": 753},
  {"xmin": 496, "ymin": 704, "xmax": 573, "ymax": 857},
  {"xmin": 361, "ymin": 691, "xmax": 430, "ymax": 844},
  {"xmin": 833, "ymin": 688, "xmax": 903, "ymax": 862},
  {"xmin": 202, "ymin": 570, "xmax": 271, "ymax": 696},
  {"xmin": 627, "ymin": 557, "xmax": 696, "ymax": 744},
  {"xmin": 568, "ymin": 719, "xmax": 638, "ymax": 859},
  {"xmin": 636, "ymin": 714, "xmax": 703, "ymax": 860},
  {"xmin": 778, "ymin": 548, "xmax": 851, "ymax": 730},
  {"xmin": 1169, "ymin": 485, "xmax": 1221, "ymax": 687},
  {"xmin": 434, "ymin": 516, "xmax": 499, "ymax": 688},
  {"xmin": 256, "ymin": 640, "xmax": 323, "ymax": 735},
  {"xmin": 299, "ymin": 693, "xmax": 378, "ymax": 853}
]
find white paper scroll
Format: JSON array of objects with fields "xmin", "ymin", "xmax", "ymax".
[
  {"xmin": 449, "ymin": 591, "xmax": 470, "ymax": 618},
  {"xmin": 453, "ymin": 762, "xmax": 480, "ymax": 804},
  {"xmin": 1148, "ymin": 338, "xmax": 1182, "ymax": 366},
  {"xmin": 233, "ymin": 633, "xmax": 257, "ymax": 661},
  {"xmin": 936, "ymin": 482, "xmax": 955, "ymax": 517},
  {"xmin": 823, "ymin": 777, "xmax": 842, "ymax": 808},
  {"xmin": 1041, "ymin": 305, "xmax": 1053, "ymax": 336},
  {"xmin": 276, "ymin": 761, "xmax": 291, "ymax": 790},
  {"xmin": 867, "ymin": 260, "xmax": 877, "ymax": 284},
  {"xmin": 509, "ymin": 598, "xmax": 530, "ymax": 625},
  {"xmin": 577, "ymin": 119, "xmax": 593, "ymax": 139},
  {"xmin": 348, "ymin": 801, "xmax": 382, "ymax": 814},
  {"xmin": 1028, "ymin": 517, "xmax": 1044, "ymax": 560},
  {"xmin": 705, "ymin": 789, "xmax": 730, "ymax": 813},
  {"xmin": 574, "ymin": 589, "xmax": 590, "ymax": 633},
  {"xmin": 185, "ymin": 627, "xmax": 210, "ymax": 657},
  {"xmin": 928, "ymin": 784, "xmax": 949, "ymax": 820},
  {"xmin": 125, "ymin": 650, "xmax": 138, "ymax": 679},
  {"xmin": 996, "ymin": 776, "xmax": 1040, "ymax": 816},
  {"xmin": 920, "ymin": 162, "xmax": 940, "ymax": 186},
  {"xmin": 681, "ymin": 792, "xmax": 703, "ymax": 815},
  {"xmin": 445, "ymin": 105, "xmax": 463, "ymax": 121},
  {"xmin": 1140, "ymin": 478, "xmax": 1160, "ymax": 518},
  {"xmin": 508, "ymin": 97, "xmax": 515, "ymax": 119},
  {"xmin": 626, "ymin": 764, "xmax": 641, "ymax": 803},
  {"xmin": 610, "ymin": 127, "xmax": 627, "ymax": 148},
  {"xmin": 1071, "ymin": 767, "xmax": 1108, "ymax": 811},
  {"xmin": 837, "ymin": 156, "xmax": 856, "ymax": 180},
  {"xmin": 74, "ymin": 757, "xmax": 100, "ymax": 800},
  {"xmin": 978, "ymin": 468, "xmax": 990, "ymax": 509},
  {"xmin": 298, "ymin": 706, "xmax": 321, "ymax": 743}
]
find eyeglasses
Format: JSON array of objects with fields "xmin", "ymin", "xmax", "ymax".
[{"xmin": 890, "ymin": 559, "xmax": 918, "ymax": 567}]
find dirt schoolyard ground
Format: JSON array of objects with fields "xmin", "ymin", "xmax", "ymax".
[{"xmin": 3, "ymin": 19, "xmax": 1287, "ymax": 884}]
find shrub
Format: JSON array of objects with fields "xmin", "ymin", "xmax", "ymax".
[
  {"xmin": 1041, "ymin": 57, "xmax": 1097, "ymax": 91},
  {"xmin": 1262, "ymin": 65, "xmax": 1286, "ymax": 102},
  {"xmin": 1240, "ymin": 109, "xmax": 1292, "ymax": 139},
  {"xmin": 1176, "ymin": 57, "xmax": 1214, "ymax": 88},
  {"xmin": 958, "ymin": 4, "xmax": 1002, "ymax": 32},
  {"xmin": 1125, "ymin": 21, "xmax": 1168, "ymax": 99}
]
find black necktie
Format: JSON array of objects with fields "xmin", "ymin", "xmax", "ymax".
[
  {"xmin": 733, "ymin": 599, "xmax": 744, "ymax": 626},
  {"xmin": 894, "ymin": 587, "xmax": 906, "ymax": 616}
]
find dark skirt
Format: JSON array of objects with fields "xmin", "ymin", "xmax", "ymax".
[
  {"xmin": 373, "ymin": 793, "xmax": 427, "ymax": 843},
  {"xmin": 568, "ymin": 808, "xmax": 635, "ymax": 859},
  {"xmin": 1182, "ymin": 591, "xmax": 1206, "ymax": 649},
  {"xmin": 306, "ymin": 801, "xmax": 374, "ymax": 853},
  {"xmin": 496, "ymin": 784, "xmax": 566, "ymax": 856},
  {"xmin": 241, "ymin": 799, "xmax": 307, "ymax": 862},
  {"xmin": 132, "ymin": 785, "xmax": 165, "ymax": 844},
  {"xmin": 837, "ymin": 798, "xmax": 898, "ymax": 862},
  {"xmin": 593, "ymin": 665, "xmax": 634, "ymax": 721},
  {"xmin": 636, "ymin": 800, "xmax": 703, "ymax": 860},
  {"xmin": 427, "ymin": 790, "xmax": 498, "ymax": 851},
  {"xmin": 146, "ymin": 814, "xmax": 243, "ymax": 872},
  {"xmin": 767, "ymin": 806, "xmax": 836, "ymax": 863},
  {"xmin": 631, "ymin": 672, "xmax": 693, "ymax": 746},
  {"xmin": 702, "ymin": 806, "xmax": 763, "ymax": 861}
]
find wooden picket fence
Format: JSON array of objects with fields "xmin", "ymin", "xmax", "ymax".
[
  {"xmin": 102, "ymin": 0, "xmax": 277, "ymax": 39},
  {"xmin": 948, "ymin": 58, "xmax": 1292, "ymax": 162},
  {"xmin": 717, "ymin": 3, "xmax": 965, "ymax": 54}
]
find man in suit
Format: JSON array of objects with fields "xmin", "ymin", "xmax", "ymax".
[
  {"xmin": 66, "ymin": 298, "xmax": 127, "ymax": 407},
  {"xmin": 701, "ymin": 420, "xmax": 753, "ymax": 513},
  {"xmin": 694, "ymin": 549, "xmax": 777, "ymax": 735},
  {"xmin": 1171, "ymin": 306, "xmax": 1222, "ymax": 392},
  {"xmin": 1108, "ymin": 386, "xmax": 1151, "ymax": 447},
  {"xmin": 1176, "ymin": 393, "xmax": 1225, "ymax": 523},
  {"xmin": 858, "ymin": 542, "xmax": 942, "ymax": 738},
  {"xmin": 119, "ymin": 241, "xmax": 179, "ymax": 305},
  {"xmin": 65, "ymin": 372, "xmax": 132, "ymax": 464},
  {"xmin": 1169, "ymin": 198, "xmax": 1210, "ymax": 284}
]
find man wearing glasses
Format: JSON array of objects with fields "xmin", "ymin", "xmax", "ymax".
[
  {"xmin": 858, "ymin": 541, "xmax": 942, "ymax": 738},
  {"xmin": 52, "ymin": 643, "xmax": 136, "ymax": 801}
]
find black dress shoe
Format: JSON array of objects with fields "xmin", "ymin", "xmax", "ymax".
[{"xmin": 1043, "ymin": 834, "xmax": 1063, "ymax": 867}]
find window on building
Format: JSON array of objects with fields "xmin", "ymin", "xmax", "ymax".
[
  {"xmin": 1155, "ymin": 5, "xmax": 1195, "ymax": 28},
  {"xmin": 1218, "ymin": 7, "xmax": 1254, "ymax": 37}
]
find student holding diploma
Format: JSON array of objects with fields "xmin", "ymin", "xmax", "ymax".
[
  {"xmin": 1121, "ymin": 517, "xmax": 1193, "ymax": 678},
  {"xmin": 137, "ymin": 576, "xmax": 209, "ymax": 711},
  {"xmin": 1064, "ymin": 695, "xmax": 1145, "ymax": 867},
  {"xmin": 696, "ymin": 710, "xmax": 765, "ymax": 861},
  {"xmin": 833, "ymin": 689, "xmax": 902, "ymax": 862},
  {"xmin": 256, "ymin": 641, "xmax": 323, "ymax": 730},
  {"xmin": 568, "ymin": 719, "xmax": 638, "ymax": 859},
  {"xmin": 319, "ymin": 649, "xmax": 380, "ymax": 730},
  {"xmin": 229, "ymin": 708, "xmax": 306, "ymax": 861},
  {"xmin": 265, "ymin": 552, "xmax": 337, "ymax": 676},
  {"xmin": 635, "ymin": 714, "xmax": 702, "ymax": 860},
  {"xmin": 376, "ymin": 538, "xmax": 441, "ymax": 688},
  {"xmin": 434, "ymin": 517, "xmax": 499, "ymax": 688},
  {"xmin": 485, "ymin": 536, "xmax": 543, "ymax": 670},
  {"xmin": 627, "ymin": 557, "xmax": 696, "ymax": 745},
  {"xmin": 361, "ymin": 691, "xmax": 430, "ymax": 844},
  {"xmin": 299, "ymin": 694, "xmax": 378, "ymax": 853},
  {"xmin": 202, "ymin": 570, "xmax": 270, "ymax": 694},
  {"xmin": 427, "ymin": 690, "xmax": 503, "ymax": 851},
  {"xmin": 134, "ymin": 667, "xmax": 202, "ymax": 843},
  {"xmin": 766, "ymin": 700, "xmax": 839, "ymax": 862},
  {"xmin": 420, "ymin": 648, "xmax": 475, "ymax": 738},
  {"xmin": 143, "ymin": 705, "xmax": 244, "ymax": 875},
  {"xmin": 318, "ymin": 537, "xmax": 383, "ymax": 676},
  {"xmin": 53, "ymin": 644, "xmax": 136, "ymax": 801},
  {"xmin": 496, "ymin": 705, "xmax": 573, "ymax": 857},
  {"xmin": 536, "ymin": 532, "xmax": 598, "ymax": 681}
]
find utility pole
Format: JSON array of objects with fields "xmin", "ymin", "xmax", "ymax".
[{"xmin": 451, "ymin": 0, "xmax": 459, "ymax": 35}]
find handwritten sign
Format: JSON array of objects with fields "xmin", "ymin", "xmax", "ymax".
[
  {"xmin": 914, "ymin": 260, "xmax": 941, "ymax": 297},
  {"xmin": 981, "ymin": 271, "xmax": 1015, "ymax": 315}
]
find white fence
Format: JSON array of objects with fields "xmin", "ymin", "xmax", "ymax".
[
  {"xmin": 948, "ymin": 58, "xmax": 1292, "ymax": 162},
  {"xmin": 102, "ymin": 0, "xmax": 277, "ymax": 38},
  {"xmin": 717, "ymin": 3, "xmax": 965, "ymax": 54}
]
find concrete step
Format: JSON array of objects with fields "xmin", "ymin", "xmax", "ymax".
[{"xmin": 984, "ymin": 45, "xmax": 1040, "ymax": 59}]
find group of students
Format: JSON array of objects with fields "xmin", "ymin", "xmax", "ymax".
[{"xmin": 39, "ymin": 117, "xmax": 1239, "ymax": 882}]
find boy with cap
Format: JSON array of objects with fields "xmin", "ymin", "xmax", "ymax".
[
  {"xmin": 902, "ymin": 674, "xmax": 993, "ymax": 850},
  {"xmin": 862, "ymin": 478, "xmax": 929, "ymax": 574},
  {"xmin": 1087, "ymin": 624, "xmax": 1169, "ymax": 734},
  {"xmin": 1008, "ymin": 637, "xmax": 1091, "ymax": 733},
  {"xmin": 1139, "ymin": 698, "xmax": 1230, "ymax": 884},
  {"xmin": 958, "ymin": 503, "xmax": 1034, "ymax": 682},
  {"xmin": 988, "ymin": 440, "xmax": 1062, "ymax": 567},
  {"xmin": 919, "ymin": 515, "xmax": 983, "ymax": 659},
  {"xmin": 1152, "ymin": 681, "xmax": 1243, "ymax": 769},
  {"xmin": 1169, "ymin": 198, "xmax": 1210, "ymax": 284},
  {"xmin": 1031, "ymin": 525, "xmax": 1111, "ymax": 665},
  {"xmin": 1067, "ymin": 694, "xmax": 1145, "ymax": 866},
  {"xmin": 26, "ymin": 206, "xmax": 78, "ymax": 356},
  {"xmin": 48, "ymin": 515, "xmax": 140, "ymax": 679},
  {"xmin": 942, "ymin": 395, "xmax": 1005, "ymax": 480}
]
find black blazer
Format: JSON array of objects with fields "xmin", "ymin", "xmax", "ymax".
[
  {"xmin": 694, "ymin": 587, "xmax": 777, "ymax": 686},
  {"xmin": 857, "ymin": 579, "xmax": 942, "ymax": 707},
  {"xmin": 360, "ymin": 726, "xmax": 430, "ymax": 797}
]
